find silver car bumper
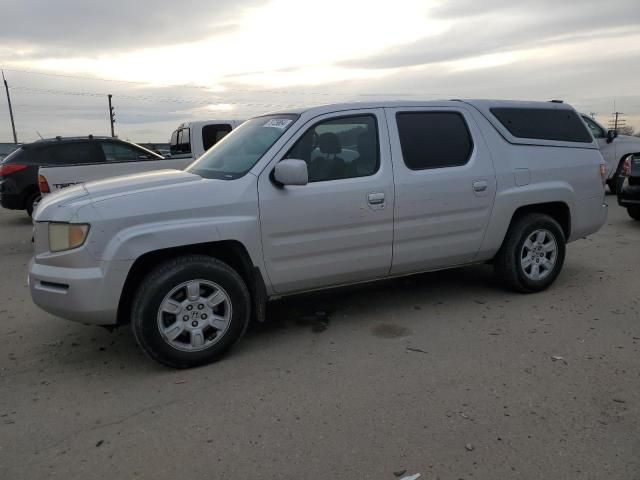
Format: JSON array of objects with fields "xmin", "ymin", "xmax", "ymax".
[{"xmin": 28, "ymin": 257, "xmax": 130, "ymax": 326}]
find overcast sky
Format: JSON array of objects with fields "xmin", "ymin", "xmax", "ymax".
[{"xmin": 1, "ymin": 0, "xmax": 639, "ymax": 143}]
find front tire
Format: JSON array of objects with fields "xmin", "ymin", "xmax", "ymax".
[
  {"xmin": 628, "ymin": 207, "xmax": 640, "ymax": 221},
  {"xmin": 494, "ymin": 213, "xmax": 566, "ymax": 293},
  {"xmin": 131, "ymin": 255, "xmax": 250, "ymax": 368}
]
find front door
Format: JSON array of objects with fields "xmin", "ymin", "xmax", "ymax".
[
  {"xmin": 386, "ymin": 106, "xmax": 497, "ymax": 275},
  {"xmin": 257, "ymin": 109, "xmax": 394, "ymax": 294}
]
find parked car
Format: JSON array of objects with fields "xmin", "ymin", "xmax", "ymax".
[
  {"xmin": 581, "ymin": 114, "xmax": 640, "ymax": 193},
  {"xmin": 0, "ymin": 143, "xmax": 21, "ymax": 161},
  {"xmin": 39, "ymin": 138, "xmax": 191, "ymax": 199},
  {"xmin": 29, "ymin": 100, "xmax": 607, "ymax": 368},
  {"xmin": 169, "ymin": 120, "xmax": 244, "ymax": 160},
  {"xmin": 0, "ymin": 136, "xmax": 163, "ymax": 216},
  {"xmin": 616, "ymin": 153, "xmax": 640, "ymax": 220}
]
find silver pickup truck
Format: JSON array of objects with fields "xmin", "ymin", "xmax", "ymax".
[{"xmin": 29, "ymin": 99, "xmax": 608, "ymax": 368}]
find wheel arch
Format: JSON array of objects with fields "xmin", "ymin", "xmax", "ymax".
[
  {"xmin": 117, "ymin": 240, "xmax": 267, "ymax": 326},
  {"xmin": 509, "ymin": 201, "xmax": 571, "ymax": 240}
]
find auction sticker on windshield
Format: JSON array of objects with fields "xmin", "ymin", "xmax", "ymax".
[{"xmin": 263, "ymin": 118, "xmax": 292, "ymax": 129}]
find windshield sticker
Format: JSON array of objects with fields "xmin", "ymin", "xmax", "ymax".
[{"xmin": 263, "ymin": 118, "xmax": 292, "ymax": 129}]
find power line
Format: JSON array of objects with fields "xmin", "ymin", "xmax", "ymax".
[
  {"xmin": 8, "ymin": 85, "xmax": 317, "ymax": 109},
  {"xmin": 0, "ymin": 66, "xmax": 443, "ymax": 98}
]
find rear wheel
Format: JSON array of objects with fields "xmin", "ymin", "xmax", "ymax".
[
  {"xmin": 131, "ymin": 255, "xmax": 250, "ymax": 368},
  {"xmin": 26, "ymin": 192, "xmax": 41, "ymax": 217},
  {"xmin": 494, "ymin": 213, "xmax": 566, "ymax": 293},
  {"xmin": 628, "ymin": 207, "xmax": 640, "ymax": 221}
]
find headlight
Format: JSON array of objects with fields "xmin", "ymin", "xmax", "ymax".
[{"xmin": 49, "ymin": 223, "xmax": 90, "ymax": 252}]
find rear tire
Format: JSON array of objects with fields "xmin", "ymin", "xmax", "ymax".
[
  {"xmin": 494, "ymin": 213, "xmax": 566, "ymax": 293},
  {"xmin": 26, "ymin": 192, "xmax": 41, "ymax": 218},
  {"xmin": 628, "ymin": 207, "xmax": 640, "ymax": 221},
  {"xmin": 131, "ymin": 255, "xmax": 250, "ymax": 368}
]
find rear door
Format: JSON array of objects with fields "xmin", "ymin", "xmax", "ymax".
[
  {"xmin": 386, "ymin": 106, "xmax": 497, "ymax": 274},
  {"xmin": 258, "ymin": 109, "xmax": 394, "ymax": 293}
]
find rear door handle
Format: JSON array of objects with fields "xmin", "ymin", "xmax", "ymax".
[
  {"xmin": 367, "ymin": 192, "xmax": 385, "ymax": 205},
  {"xmin": 473, "ymin": 180, "xmax": 488, "ymax": 192}
]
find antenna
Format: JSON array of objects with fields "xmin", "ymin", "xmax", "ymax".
[{"xmin": 36, "ymin": 131, "xmax": 44, "ymax": 139}]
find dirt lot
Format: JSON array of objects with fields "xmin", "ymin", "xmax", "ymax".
[{"xmin": 0, "ymin": 199, "xmax": 638, "ymax": 479}]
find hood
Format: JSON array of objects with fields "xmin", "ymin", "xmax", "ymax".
[
  {"xmin": 35, "ymin": 183, "xmax": 90, "ymax": 218},
  {"xmin": 83, "ymin": 169, "xmax": 200, "ymax": 201},
  {"xmin": 34, "ymin": 169, "xmax": 202, "ymax": 223},
  {"xmin": 616, "ymin": 134, "xmax": 640, "ymax": 147}
]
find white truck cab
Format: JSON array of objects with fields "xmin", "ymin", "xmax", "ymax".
[
  {"xmin": 170, "ymin": 120, "xmax": 244, "ymax": 160},
  {"xmin": 581, "ymin": 114, "xmax": 640, "ymax": 192}
]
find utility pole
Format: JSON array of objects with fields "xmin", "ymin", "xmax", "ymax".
[
  {"xmin": 108, "ymin": 94, "xmax": 115, "ymax": 137},
  {"xmin": 608, "ymin": 111, "xmax": 625, "ymax": 133},
  {"xmin": 2, "ymin": 70, "xmax": 18, "ymax": 144}
]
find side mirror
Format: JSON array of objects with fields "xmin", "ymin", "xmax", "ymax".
[
  {"xmin": 607, "ymin": 129, "xmax": 618, "ymax": 143},
  {"xmin": 274, "ymin": 159, "xmax": 308, "ymax": 186}
]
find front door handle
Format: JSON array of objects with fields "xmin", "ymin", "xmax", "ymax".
[
  {"xmin": 473, "ymin": 180, "xmax": 488, "ymax": 192},
  {"xmin": 367, "ymin": 192, "xmax": 385, "ymax": 205}
]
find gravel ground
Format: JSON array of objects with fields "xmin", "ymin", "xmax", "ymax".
[{"xmin": 0, "ymin": 199, "xmax": 638, "ymax": 479}]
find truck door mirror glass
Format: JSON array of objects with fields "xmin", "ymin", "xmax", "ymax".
[
  {"xmin": 606, "ymin": 129, "xmax": 617, "ymax": 143},
  {"xmin": 274, "ymin": 159, "xmax": 308, "ymax": 186}
]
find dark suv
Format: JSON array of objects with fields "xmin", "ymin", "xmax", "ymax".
[{"xmin": 0, "ymin": 136, "xmax": 162, "ymax": 216}]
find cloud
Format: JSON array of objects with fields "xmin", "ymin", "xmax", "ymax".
[
  {"xmin": 0, "ymin": 0, "xmax": 263, "ymax": 55},
  {"xmin": 343, "ymin": 1, "xmax": 640, "ymax": 71}
]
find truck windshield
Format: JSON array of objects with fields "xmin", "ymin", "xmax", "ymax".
[{"xmin": 187, "ymin": 114, "xmax": 298, "ymax": 180}]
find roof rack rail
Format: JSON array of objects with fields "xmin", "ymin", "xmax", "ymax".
[{"xmin": 549, "ymin": 99, "xmax": 564, "ymax": 103}]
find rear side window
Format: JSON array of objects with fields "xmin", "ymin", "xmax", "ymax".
[
  {"xmin": 202, "ymin": 124, "xmax": 232, "ymax": 151},
  {"xmin": 491, "ymin": 108, "xmax": 592, "ymax": 143},
  {"xmin": 396, "ymin": 112, "xmax": 473, "ymax": 170},
  {"xmin": 36, "ymin": 142, "xmax": 102, "ymax": 165}
]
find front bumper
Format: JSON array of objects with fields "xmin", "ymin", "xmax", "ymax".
[
  {"xmin": 28, "ymin": 256, "xmax": 132, "ymax": 326},
  {"xmin": 617, "ymin": 177, "xmax": 640, "ymax": 207}
]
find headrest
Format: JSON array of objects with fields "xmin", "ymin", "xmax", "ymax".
[{"xmin": 318, "ymin": 132, "xmax": 341, "ymax": 154}]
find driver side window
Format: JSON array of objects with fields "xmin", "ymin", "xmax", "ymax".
[{"xmin": 285, "ymin": 115, "xmax": 379, "ymax": 183}]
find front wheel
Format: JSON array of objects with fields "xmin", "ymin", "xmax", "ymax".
[
  {"xmin": 494, "ymin": 213, "xmax": 566, "ymax": 293},
  {"xmin": 131, "ymin": 255, "xmax": 251, "ymax": 368},
  {"xmin": 628, "ymin": 207, "xmax": 640, "ymax": 221}
]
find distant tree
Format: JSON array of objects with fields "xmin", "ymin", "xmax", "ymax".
[{"xmin": 617, "ymin": 125, "xmax": 635, "ymax": 136}]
